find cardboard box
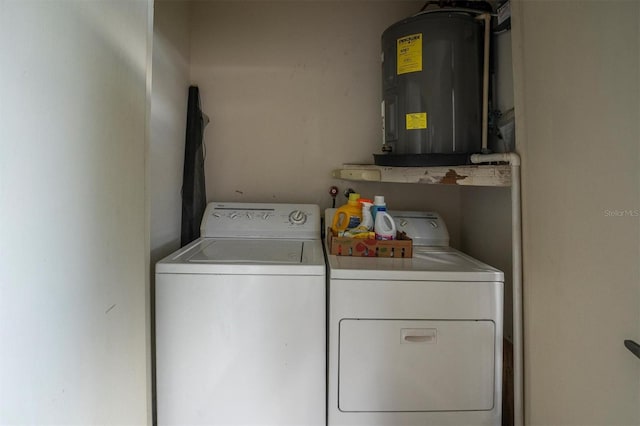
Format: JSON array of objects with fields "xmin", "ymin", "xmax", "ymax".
[{"xmin": 327, "ymin": 228, "xmax": 413, "ymax": 258}]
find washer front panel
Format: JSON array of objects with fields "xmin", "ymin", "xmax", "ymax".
[{"xmin": 156, "ymin": 273, "xmax": 325, "ymax": 425}]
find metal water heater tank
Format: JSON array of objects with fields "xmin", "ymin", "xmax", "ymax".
[{"xmin": 375, "ymin": 10, "xmax": 484, "ymax": 166}]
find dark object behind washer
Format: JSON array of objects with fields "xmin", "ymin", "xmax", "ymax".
[{"xmin": 181, "ymin": 86, "xmax": 207, "ymax": 246}]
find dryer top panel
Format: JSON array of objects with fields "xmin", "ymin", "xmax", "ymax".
[{"xmin": 326, "ymin": 246, "xmax": 503, "ymax": 282}]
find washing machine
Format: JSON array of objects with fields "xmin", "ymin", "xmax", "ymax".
[
  {"xmin": 155, "ymin": 202, "xmax": 325, "ymax": 426},
  {"xmin": 325, "ymin": 209, "xmax": 503, "ymax": 426}
]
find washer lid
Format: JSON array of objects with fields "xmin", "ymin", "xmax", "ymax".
[
  {"xmin": 326, "ymin": 246, "xmax": 503, "ymax": 282},
  {"xmin": 156, "ymin": 238, "xmax": 325, "ymax": 275},
  {"xmin": 189, "ymin": 240, "xmax": 303, "ymax": 264}
]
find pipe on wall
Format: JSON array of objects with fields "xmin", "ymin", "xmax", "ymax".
[
  {"xmin": 476, "ymin": 13, "xmax": 492, "ymax": 154},
  {"xmin": 470, "ymin": 152, "xmax": 523, "ymax": 426}
]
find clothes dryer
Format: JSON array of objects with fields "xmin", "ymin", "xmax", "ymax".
[
  {"xmin": 325, "ymin": 209, "xmax": 503, "ymax": 426},
  {"xmin": 156, "ymin": 202, "xmax": 325, "ymax": 426}
]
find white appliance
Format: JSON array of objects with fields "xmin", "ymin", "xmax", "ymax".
[
  {"xmin": 325, "ymin": 209, "xmax": 503, "ymax": 426},
  {"xmin": 156, "ymin": 202, "xmax": 325, "ymax": 426}
]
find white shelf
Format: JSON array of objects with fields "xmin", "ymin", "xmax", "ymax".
[{"xmin": 332, "ymin": 164, "xmax": 511, "ymax": 187}]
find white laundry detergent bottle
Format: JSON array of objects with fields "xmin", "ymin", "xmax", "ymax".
[
  {"xmin": 372, "ymin": 195, "xmax": 386, "ymax": 222},
  {"xmin": 357, "ymin": 199, "xmax": 374, "ymax": 230},
  {"xmin": 374, "ymin": 207, "xmax": 396, "ymax": 240}
]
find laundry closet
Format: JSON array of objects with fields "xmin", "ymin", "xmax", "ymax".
[{"xmin": 151, "ymin": 0, "xmax": 516, "ymax": 423}]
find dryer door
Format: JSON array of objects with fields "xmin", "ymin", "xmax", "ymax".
[{"xmin": 338, "ymin": 319, "xmax": 495, "ymax": 412}]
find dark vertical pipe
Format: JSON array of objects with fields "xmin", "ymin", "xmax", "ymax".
[{"xmin": 181, "ymin": 86, "xmax": 207, "ymax": 246}]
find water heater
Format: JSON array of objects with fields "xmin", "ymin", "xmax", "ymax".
[{"xmin": 375, "ymin": 9, "xmax": 484, "ymax": 166}]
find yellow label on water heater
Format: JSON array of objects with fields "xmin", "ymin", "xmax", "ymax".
[
  {"xmin": 406, "ymin": 112, "xmax": 427, "ymax": 130},
  {"xmin": 397, "ymin": 33, "xmax": 422, "ymax": 75}
]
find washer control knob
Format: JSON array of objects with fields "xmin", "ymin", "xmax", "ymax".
[{"xmin": 288, "ymin": 210, "xmax": 307, "ymax": 225}]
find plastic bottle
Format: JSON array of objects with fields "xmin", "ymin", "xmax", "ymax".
[
  {"xmin": 356, "ymin": 199, "xmax": 374, "ymax": 231},
  {"xmin": 374, "ymin": 207, "xmax": 396, "ymax": 240},
  {"xmin": 331, "ymin": 193, "xmax": 362, "ymax": 233},
  {"xmin": 372, "ymin": 195, "xmax": 386, "ymax": 222}
]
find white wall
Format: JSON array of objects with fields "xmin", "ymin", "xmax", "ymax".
[
  {"xmin": 188, "ymin": 0, "xmax": 463, "ymax": 245},
  {"xmin": 512, "ymin": 0, "xmax": 640, "ymax": 424},
  {"xmin": 0, "ymin": 1, "xmax": 152, "ymax": 423},
  {"xmin": 151, "ymin": 0, "xmax": 191, "ymax": 265}
]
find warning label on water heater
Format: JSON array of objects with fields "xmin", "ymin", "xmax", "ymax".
[
  {"xmin": 397, "ymin": 33, "xmax": 422, "ymax": 75},
  {"xmin": 406, "ymin": 112, "xmax": 427, "ymax": 130}
]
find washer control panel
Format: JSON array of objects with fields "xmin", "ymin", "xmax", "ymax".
[
  {"xmin": 201, "ymin": 202, "xmax": 320, "ymax": 239},
  {"xmin": 288, "ymin": 209, "xmax": 308, "ymax": 225}
]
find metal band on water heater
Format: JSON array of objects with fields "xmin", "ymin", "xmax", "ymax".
[{"xmin": 375, "ymin": 10, "xmax": 484, "ymax": 167}]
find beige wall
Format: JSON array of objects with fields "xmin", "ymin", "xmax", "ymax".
[
  {"xmin": 461, "ymin": 186, "xmax": 513, "ymax": 339},
  {"xmin": 189, "ymin": 0, "xmax": 418, "ymax": 205},
  {"xmin": 188, "ymin": 0, "xmax": 464, "ymax": 244},
  {"xmin": 460, "ymin": 28, "xmax": 515, "ymax": 340},
  {"xmin": 512, "ymin": 0, "xmax": 640, "ymax": 424},
  {"xmin": 151, "ymin": 0, "xmax": 192, "ymax": 265},
  {"xmin": 0, "ymin": 1, "xmax": 152, "ymax": 423},
  {"xmin": 150, "ymin": 2, "xmax": 192, "ymax": 421}
]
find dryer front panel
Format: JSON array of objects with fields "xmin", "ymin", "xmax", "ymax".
[{"xmin": 338, "ymin": 319, "xmax": 495, "ymax": 412}]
